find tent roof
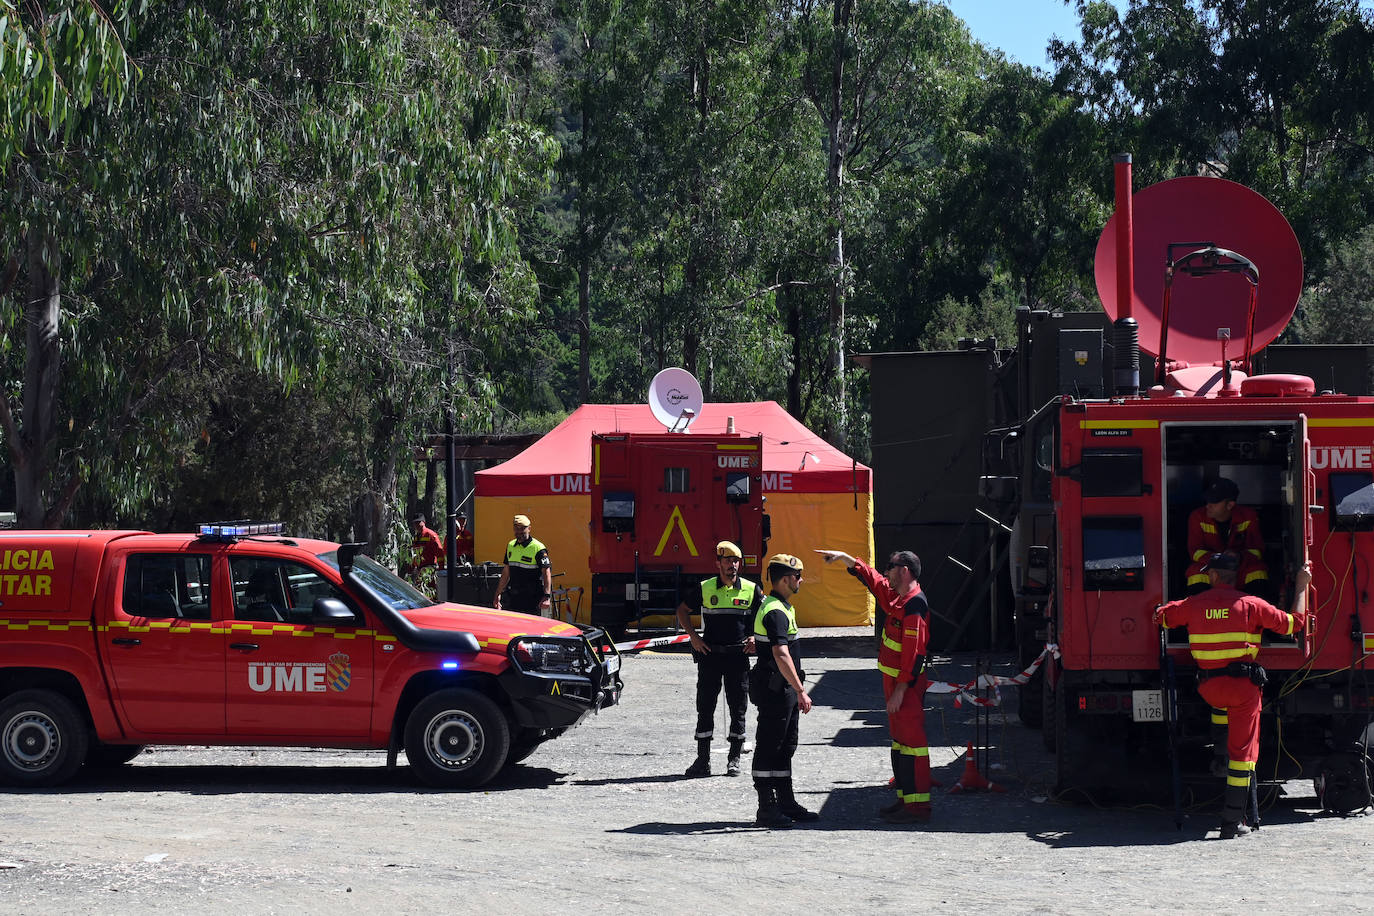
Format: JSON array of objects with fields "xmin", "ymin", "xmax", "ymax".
[{"xmin": 475, "ymin": 402, "xmax": 871, "ymax": 497}]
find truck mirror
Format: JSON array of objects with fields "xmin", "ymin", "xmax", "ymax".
[
  {"xmin": 761, "ymin": 513, "xmax": 772, "ymax": 541},
  {"xmin": 312, "ymin": 597, "xmax": 359, "ymax": 625}
]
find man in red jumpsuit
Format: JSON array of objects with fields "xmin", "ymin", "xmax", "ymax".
[
  {"xmin": 818, "ymin": 547, "xmax": 932, "ymax": 825},
  {"xmin": 401, "ymin": 513, "xmax": 446, "ymax": 586},
  {"xmin": 453, "ymin": 513, "xmax": 475, "ymax": 563},
  {"xmin": 1156, "ymin": 551, "xmax": 1311, "ymax": 839},
  {"xmin": 1185, "ymin": 478, "xmax": 1269, "ymax": 596}
]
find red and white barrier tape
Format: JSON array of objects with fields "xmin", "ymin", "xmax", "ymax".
[
  {"xmin": 926, "ymin": 644, "xmax": 1061, "ymax": 708},
  {"xmin": 606, "ymin": 636, "xmax": 1063, "ymax": 707},
  {"xmin": 613, "ymin": 633, "xmax": 693, "ymax": 653}
]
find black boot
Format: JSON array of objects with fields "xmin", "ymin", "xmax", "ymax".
[
  {"xmin": 726, "ymin": 739, "xmax": 744, "ymax": 777},
  {"xmin": 775, "ymin": 778, "xmax": 819, "ymax": 822},
  {"xmin": 1218, "ymin": 774, "xmax": 1250, "ymax": 839},
  {"xmin": 754, "ymin": 780, "xmax": 792, "ymax": 828},
  {"xmin": 1219, "ymin": 820, "xmax": 1252, "ymax": 839},
  {"xmin": 685, "ymin": 738, "xmax": 711, "ymax": 777}
]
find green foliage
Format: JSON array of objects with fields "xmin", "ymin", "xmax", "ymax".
[
  {"xmin": 3, "ymin": 0, "xmax": 554, "ymax": 531},
  {"xmin": 1053, "ymin": 0, "xmax": 1374, "ymax": 275},
  {"xmin": 0, "ymin": 0, "xmax": 142, "ymax": 166},
  {"xmin": 1291, "ymin": 223, "xmax": 1374, "ymax": 346},
  {"xmin": 6, "ymin": 0, "xmax": 1374, "ymax": 532}
]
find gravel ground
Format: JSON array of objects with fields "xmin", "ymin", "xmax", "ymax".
[{"xmin": 2, "ymin": 630, "xmax": 1371, "ymax": 913}]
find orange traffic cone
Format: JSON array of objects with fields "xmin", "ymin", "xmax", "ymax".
[{"xmin": 950, "ymin": 741, "xmax": 1004, "ymax": 794}]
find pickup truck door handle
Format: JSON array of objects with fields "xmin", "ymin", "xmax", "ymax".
[
  {"xmin": 111, "ymin": 637, "xmax": 141, "ymax": 647},
  {"xmin": 229, "ymin": 642, "xmax": 260, "ymax": 652}
]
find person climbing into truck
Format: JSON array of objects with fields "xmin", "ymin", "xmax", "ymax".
[{"xmin": 1155, "ymin": 551, "xmax": 1312, "ymax": 839}]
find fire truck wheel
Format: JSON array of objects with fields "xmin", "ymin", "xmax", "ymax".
[
  {"xmin": 404, "ymin": 688, "xmax": 511, "ymax": 788},
  {"xmin": 86, "ymin": 744, "xmax": 146, "ymax": 768},
  {"xmin": 0, "ymin": 689, "xmax": 91, "ymax": 787},
  {"xmin": 1316, "ymin": 749, "xmax": 1373, "ymax": 815},
  {"xmin": 1053, "ymin": 676, "xmax": 1098, "ymax": 797}
]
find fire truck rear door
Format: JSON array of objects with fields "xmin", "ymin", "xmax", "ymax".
[{"xmin": 1289, "ymin": 413, "xmax": 1313, "ymax": 573}]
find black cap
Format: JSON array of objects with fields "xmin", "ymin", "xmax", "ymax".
[
  {"xmin": 1202, "ymin": 551, "xmax": 1240, "ymax": 572},
  {"xmin": 1204, "ymin": 478, "xmax": 1240, "ymax": 503}
]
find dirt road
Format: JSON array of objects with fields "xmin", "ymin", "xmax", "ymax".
[{"xmin": 2, "ymin": 635, "xmax": 1369, "ymax": 913}]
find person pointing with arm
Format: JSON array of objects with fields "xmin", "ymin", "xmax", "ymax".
[{"xmin": 817, "ymin": 547, "xmax": 934, "ymax": 825}]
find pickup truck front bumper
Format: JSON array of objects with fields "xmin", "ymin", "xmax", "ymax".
[{"xmin": 500, "ymin": 627, "xmax": 623, "ymax": 730}]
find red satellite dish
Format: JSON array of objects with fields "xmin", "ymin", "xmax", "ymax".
[{"xmin": 1095, "ymin": 176, "xmax": 1303, "ymax": 365}]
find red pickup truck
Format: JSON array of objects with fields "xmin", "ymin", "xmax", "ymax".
[{"xmin": 0, "ymin": 523, "xmax": 622, "ymax": 787}]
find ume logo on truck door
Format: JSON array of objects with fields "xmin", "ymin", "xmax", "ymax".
[{"xmin": 249, "ymin": 653, "xmax": 352, "ymax": 693}]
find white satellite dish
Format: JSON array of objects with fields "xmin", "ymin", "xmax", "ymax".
[{"xmin": 648, "ymin": 367, "xmax": 703, "ymax": 433}]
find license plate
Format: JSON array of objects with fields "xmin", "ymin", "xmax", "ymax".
[
  {"xmin": 603, "ymin": 654, "xmax": 621, "ymax": 674},
  {"xmin": 1132, "ymin": 689, "xmax": 1164, "ymax": 722}
]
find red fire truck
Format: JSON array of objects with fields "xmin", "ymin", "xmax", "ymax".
[
  {"xmin": 588, "ymin": 431, "xmax": 767, "ymax": 635},
  {"xmin": 1001, "ymin": 160, "xmax": 1374, "ymax": 813},
  {"xmin": 0, "ymin": 522, "xmax": 622, "ymax": 788}
]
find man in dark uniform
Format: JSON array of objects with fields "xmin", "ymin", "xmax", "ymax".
[
  {"xmin": 1156, "ymin": 551, "xmax": 1311, "ymax": 839},
  {"xmin": 494, "ymin": 514, "xmax": 552, "ymax": 616},
  {"xmin": 676, "ymin": 540, "xmax": 762, "ymax": 778},
  {"xmin": 749, "ymin": 553, "xmax": 817, "ymax": 827}
]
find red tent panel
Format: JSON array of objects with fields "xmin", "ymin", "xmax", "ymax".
[{"xmin": 475, "ymin": 402, "xmax": 871, "ymax": 497}]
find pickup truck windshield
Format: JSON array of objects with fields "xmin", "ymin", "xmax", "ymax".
[{"xmin": 318, "ymin": 551, "xmax": 433, "ymax": 611}]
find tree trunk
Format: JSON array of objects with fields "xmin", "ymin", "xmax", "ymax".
[
  {"xmin": 366, "ymin": 399, "xmax": 400, "ymax": 559},
  {"xmin": 13, "ymin": 227, "xmax": 65, "ymax": 527},
  {"xmin": 824, "ymin": 0, "xmax": 852, "ymax": 451},
  {"xmin": 786, "ymin": 281, "xmax": 802, "ymax": 416},
  {"xmin": 578, "ymin": 248, "xmax": 592, "ymax": 403}
]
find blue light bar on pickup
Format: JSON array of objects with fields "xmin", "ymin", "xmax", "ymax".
[{"xmin": 197, "ymin": 521, "xmax": 285, "ymax": 540}]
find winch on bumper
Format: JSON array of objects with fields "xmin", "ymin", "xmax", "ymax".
[{"xmin": 499, "ymin": 626, "xmax": 624, "ymax": 729}]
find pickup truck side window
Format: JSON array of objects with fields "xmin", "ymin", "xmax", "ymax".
[
  {"xmin": 122, "ymin": 554, "xmax": 213, "ymax": 619},
  {"xmin": 231, "ymin": 557, "xmax": 361, "ymax": 624}
]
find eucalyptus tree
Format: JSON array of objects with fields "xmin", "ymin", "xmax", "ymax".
[
  {"xmin": 1, "ymin": 0, "xmax": 143, "ymax": 526},
  {"xmin": 785, "ymin": 0, "xmax": 980, "ymax": 447},
  {"xmin": 921, "ymin": 59, "xmax": 1107, "ymax": 324},
  {"xmin": 1052, "ymin": 0, "xmax": 1374, "ymax": 275},
  {"xmin": 2, "ymin": 0, "xmax": 554, "ymax": 532}
]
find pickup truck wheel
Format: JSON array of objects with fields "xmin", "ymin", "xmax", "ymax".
[
  {"xmin": 86, "ymin": 744, "xmax": 146, "ymax": 768},
  {"xmin": 404, "ymin": 688, "xmax": 510, "ymax": 788},
  {"xmin": 0, "ymin": 689, "xmax": 90, "ymax": 787},
  {"xmin": 505, "ymin": 728, "xmax": 546, "ymax": 767}
]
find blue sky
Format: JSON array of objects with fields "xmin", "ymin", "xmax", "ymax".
[
  {"xmin": 942, "ymin": 1, "xmax": 1374, "ymax": 69},
  {"xmin": 939, "ymin": 0, "xmax": 1110, "ymax": 68}
]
